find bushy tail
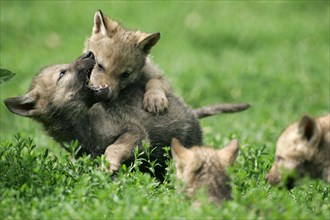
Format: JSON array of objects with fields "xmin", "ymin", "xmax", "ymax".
[{"xmin": 193, "ymin": 103, "xmax": 250, "ymax": 119}]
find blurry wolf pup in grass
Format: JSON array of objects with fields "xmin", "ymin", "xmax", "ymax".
[
  {"xmin": 84, "ymin": 10, "xmax": 170, "ymax": 114},
  {"xmin": 171, "ymin": 138, "xmax": 239, "ymax": 204},
  {"xmin": 4, "ymin": 51, "xmax": 249, "ymax": 181},
  {"xmin": 266, "ymin": 114, "xmax": 330, "ymax": 189}
]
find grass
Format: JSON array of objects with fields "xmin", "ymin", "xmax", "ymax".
[{"xmin": 0, "ymin": 1, "xmax": 329, "ymax": 219}]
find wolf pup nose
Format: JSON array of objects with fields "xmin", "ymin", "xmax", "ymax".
[{"xmin": 83, "ymin": 51, "xmax": 95, "ymax": 60}]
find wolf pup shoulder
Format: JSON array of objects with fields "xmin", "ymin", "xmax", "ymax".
[
  {"xmin": 266, "ymin": 114, "xmax": 330, "ymax": 188},
  {"xmin": 84, "ymin": 10, "xmax": 171, "ymax": 114},
  {"xmin": 171, "ymin": 138, "xmax": 239, "ymax": 204}
]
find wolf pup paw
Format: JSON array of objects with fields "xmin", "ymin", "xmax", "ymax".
[{"xmin": 143, "ymin": 90, "xmax": 168, "ymax": 114}]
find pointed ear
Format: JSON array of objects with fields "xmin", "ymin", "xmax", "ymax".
[
  {"xmin": 4, "ymin": 93, "xmax": 37, "ymax": 117},
  {"xmin": 218, "ymin": 139, "xmax": 239, "ymax": 166},
  {"xmin": 93, "ymin": 10, "xmax": 106, "ymax": 35},
  {"xmin": 92, "ymin": 10, "xmax": 118, "ymax": 37},
  {"xmin": 137, "ymin": 32, "xmax": 160, "ymax": 54},
  {"xmin": 298, "ymin": 115, "xmax": 318, "ymax": 142},
  {"xmin": 171, "ymin": 138, "xmax": 193, "ymax": 161}
]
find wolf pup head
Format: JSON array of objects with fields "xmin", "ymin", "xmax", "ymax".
[
  {"xmin": 84, "ymin": 10, "xmax": 160, "ymax": 101},
  {"xmin": 266, "ymin": 114, "xmax": 325, "ymax": 189},
  {"xmin": 171, "ymin": 138, "xmax": 239, "ymax": 203},
  {"xmin": 4, "ymin": 52, "xmax": 95, "ymax": 141}
]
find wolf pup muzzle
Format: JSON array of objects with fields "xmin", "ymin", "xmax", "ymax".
[{"xmin": 85, "ymin": 52, "xmax": 112, "ymax": 101}]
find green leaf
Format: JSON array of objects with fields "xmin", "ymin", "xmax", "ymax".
[{"xmin": 0, "ymin": 68, "xmax": 16, "ymax": 84}]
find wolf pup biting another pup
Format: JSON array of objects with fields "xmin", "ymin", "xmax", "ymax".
[{"xmin": 5, "ymin": 51, "xmax": 249, "ymax": 181}]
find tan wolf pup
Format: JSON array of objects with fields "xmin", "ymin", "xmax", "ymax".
[
  {"xmin": 266, "ymin": 114, "xmax": 330, "ymax": 188},
  {"xmin": 171, "ymin": 138, "xmax": 239, "ymax": 203},
  {"xmin": 84, "ymin": 10, "xmax": 171, "ymax": 114}
]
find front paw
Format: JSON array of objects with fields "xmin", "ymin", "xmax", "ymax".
[
  {"xmin": 101, "ymin": 161, "xmax": 120, "ymax": 173},
  {"xmin": 143, "ymin": 90, "xmax": 169, "ymax": 114},
  {"xmin": 109, "ymin": 162, "xmax": 120, "ymax": 173},
  {"xmin": 104, "ymin": 165, "xmax": 119, "ymax": 180}
]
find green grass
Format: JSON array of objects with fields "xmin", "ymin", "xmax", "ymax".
[{"xmin": 1, "ymin": 1, "xmax": 329, "ymax": 219}]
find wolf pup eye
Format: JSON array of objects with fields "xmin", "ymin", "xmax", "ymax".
[
  {"xmin": 97, "ymin": 63, "xmax": 104, "ymax": 70},
  {"xmin": 121, "ymin": 70, "xmax": 132, "ymax": 79},
  {"xmin": 276, "ymin": 156, "xmax": 283, "ymax": 161},
  {"xmin": 58, "ymin": 70, "xmax": 66, "ymax": 80}
]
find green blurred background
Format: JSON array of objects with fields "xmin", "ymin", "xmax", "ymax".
[{"xmin": 0, "ymin": 1, "xmax": 329, "ymax": 153}]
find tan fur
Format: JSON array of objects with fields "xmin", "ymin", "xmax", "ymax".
[
  {"xmin": 4, "ymin": 52, "xmax": 205, "ymax": 181},
  {"xmin": 267, "ymin": 114, "xmax": 330, "ymax": 187},
  {"xmin": 84, "ymin": 10, "xmax": 171, "ymax": 113},
  {"xmin": 171, "ymin": 138, "xmax": 239, "ymax": 204},
  {"xmin": 5, "ymin": 51, "xmax": 249, "ymax": 180}
]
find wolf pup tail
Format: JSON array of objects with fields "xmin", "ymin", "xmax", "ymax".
[{"xmin": 193, "ymin": 103, "xmax": 250, "ymax": 119}]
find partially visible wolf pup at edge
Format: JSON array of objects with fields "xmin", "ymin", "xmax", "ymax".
[
  {"xmin": 84, "ymin": 10, "xmax": 171, "ymax": 114},
  {"xmin": 266, "ymin": 114, "xmax": 330, "ymax": 189},
  {"xmin": 4, "ymin": 52, "xmax": 249, "ymax": 181},
  {"xmin": 171, "ymin": 138, "xmax": 239, "ymax": 204}
]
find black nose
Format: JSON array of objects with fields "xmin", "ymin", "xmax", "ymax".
[{"xmin": 83, "ymin": 51, "xmax": 94, "ymax": 60}]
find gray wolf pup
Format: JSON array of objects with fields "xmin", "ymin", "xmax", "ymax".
[
  {"xmin": 84, "ymin": 10, "xmax": 171, "ymax": 114},
  {"xmin": 266, "ymin": 114, "xmax": 330, "ymax": 188},
  {"xmin": 171, "ymin": 138, "xmax": 239, "ymax": 203},
  {"xmin": 5, "ymin": 52, "xmax": 249, "ymax": 181}
]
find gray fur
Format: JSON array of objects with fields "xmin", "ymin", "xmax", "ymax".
[{"xmin": 4, "ymin": 53, "xmax": 249, "ymax": 181}]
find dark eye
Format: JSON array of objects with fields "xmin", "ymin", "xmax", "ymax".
[
  {"xmin": 121, "ymin": 70, "xmax": 131, "ymax": 79},
  {"xmin": 97, "ymin": 63, "xmax": 104, "ymax": 70},
  {"xmin": 59, "ymin": 70, "xmax": 66, "ymax": 80},
  {"xmin": 276, "ymin": 156, "xmax": 283, "ymax": 161},
  {"xmin": 193, "ymin": 162, "xmax": 205, "ymax": 174}
]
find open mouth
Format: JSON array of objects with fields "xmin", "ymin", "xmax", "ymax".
[
  {"xmin": 86, "ymin": 83, "xmax": 109, "ymax": 95},
  {"xmin": 85, "ymin": 77, "xmax": 109, "ymax": 94},
  {"xmin": 81, "ymin": 56, "xmax": 95, "ymax": 85},
  {"xmin": 85, "ymin": 70, "xmax": 111, "ymax": 99},
  {"xmin": 86, "ymin": 66, "xmax": 93, "ymax": 80},
  {"xmin": 86, "ymin": 67, "xmax": 94, "ymax": 81},
  {"xmin": 83, "ymin": 66, "xmax": 94, "ymax": 86}
]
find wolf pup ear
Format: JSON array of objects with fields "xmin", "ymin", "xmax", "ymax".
[
  {"xmin": 4, "ymin": 94, "xmax": 36, "ymax": 117},
  {"xmin": 218, "ymin": 139, "xmax": 239, "ymax": 166},
  {"xmin": 137, "ymin": 32, "xmax": 160, "ymax": 54},
  {"xmin": 298, "ymin": 115, "xmax": 319, "ymax": 144},
  {"xmin": 93, "ymin": 10, "xmax": 107, "ymax": 36},
  {"xmin": 171, "ymin": 138, "xmax": 193, "ymax": 161},
  {"xmin": 93, "ymin": 10, "xmax": 118, "ymax": 37}
]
